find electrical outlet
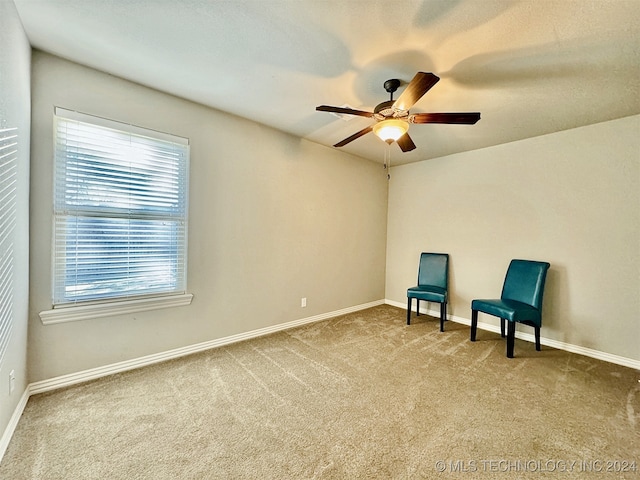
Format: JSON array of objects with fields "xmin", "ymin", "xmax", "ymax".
[
  {"xmin": 9, "ymin": 370, "xmax": 15, "ymax": 395},
  {"xmin": 301, "ymin": 297, "xmax": 307, "ymax": 308}
]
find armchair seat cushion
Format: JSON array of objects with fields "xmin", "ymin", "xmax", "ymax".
[
  {"xmin": 407, "ymin": 285, "xmax": 447, "ymax": 303},
  {"xmin": 471, "ymin": 298, "xmax": 541, "ymax": 326}
]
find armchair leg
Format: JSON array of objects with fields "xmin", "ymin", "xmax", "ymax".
[
  {"xmin": 535, "ymin": 326, "xmax": 541, "ymax": 351},
  {"xmin": 407, "ymin": 298, "xmax": 412, "ymax": 325},
  {"xmin": 439, "ymin": 302, "xmax": 445, "ymax": 332},
  {"xmin": 506, "ymin": 321, "xmax": 515, "ymax": 358},
  {"xmin": 416, "ymin": 299, "xmax": 420, "ymax": 316},
  {"xmin": 470, "ymin": 310, "xmax": 478, "ymax": 341},
  {"xmin": 444, "ymin": 302, "xmax": 448, "ymax": 329}
]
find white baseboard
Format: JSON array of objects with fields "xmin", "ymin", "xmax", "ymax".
[
  {"xmin": 2, "ymin": 300, "xmax": 384, "ymax": 464},
  {"xmin": 29, "ymin": 299, "xmax": 385, "ymax": 395},
  {"xmin": 0, "ymin": 386, "xmax": 30, "ymax": 462},
  {"xmin": 386, "ymin": 299, "xmax": 640, "ymax": 370}
]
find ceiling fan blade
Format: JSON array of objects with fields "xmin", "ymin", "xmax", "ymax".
[
  {"xmin": 334, "ymin": 126, "xmax": 373, "ymax": 147},
  {"xmin": 396, "ymin": 133, "xmax": 416, "ymax": 152},
  {"xmin": 410, "ymin": 112, "xmax": 481, "ymax": 124},
  {"xmin": 393, "ymin": 72, "xmax": 440, "ymax": 112},
  {"xmin": 316, "ymin": 105, "xmax": 374, "ymax": 118}
]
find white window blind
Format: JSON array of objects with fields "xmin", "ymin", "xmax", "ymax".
[
  {"xmin": 53, "ymin": 108, "xmax": 189, "ymax": 306},
  {"xmin": 0, "ymin": 126, "xmax": 18, "ymax": 365}
]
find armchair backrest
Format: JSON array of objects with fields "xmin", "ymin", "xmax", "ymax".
[
  {"xmin": 418, "ymin": 253, "xmax": 449, "ymax": 289},
  {"xmin": 501, "ymin": 259, "xmax": 550, "ymax": 310}
]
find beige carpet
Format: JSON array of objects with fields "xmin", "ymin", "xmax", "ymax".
[{"xmin": 1, "ymin": 305, "xmax": 639, "ymax": 479}]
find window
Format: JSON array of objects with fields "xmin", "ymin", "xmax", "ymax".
[
  {"xmin": 0, "ymin": 126, "xmax": 18, "ymax": 364},
  {"xmin": 52, "ymin": 108, "xmax": 189, "ymax": 309}
]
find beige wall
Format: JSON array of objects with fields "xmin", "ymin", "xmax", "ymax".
[
  {"xmin": 29, "ymin": 51, "xmax": 388, "ymax": 382},
  {"xmin": 23, "ymin": 51, "xmax": 640, "ymax": 383},
  {"xmin": 386, "ymin": 114, "xmax": 640, "ymax": 362},
  {"xmin": 0, "ymin": 0, "xmax": 31, "ymax": 441}
]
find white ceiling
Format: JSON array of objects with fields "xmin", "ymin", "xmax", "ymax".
[{"xmin": 13, "ymin": 0, "xmax": 640, "ymax": 165}]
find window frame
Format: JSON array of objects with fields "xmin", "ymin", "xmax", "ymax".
[{"xmin": 40, "ymin": 108, "xmax": 192, "ymax": 324}]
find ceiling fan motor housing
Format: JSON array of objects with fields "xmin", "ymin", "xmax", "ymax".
[
  {"xmin": 374, "ymin": 100, "xmax": 395, "ymax": 116},
  {"xmin": 374, "ymin": 99, "xmax": 408, "ymax": 120}
]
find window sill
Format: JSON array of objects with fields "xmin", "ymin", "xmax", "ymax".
[{"xmin": 39, "ymin": 293, "xmax": 194, "ymax": 325}]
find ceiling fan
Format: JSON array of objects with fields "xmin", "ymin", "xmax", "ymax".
[{"xmin": 316, "ymin": 72, "xmax": 481, "ymax": 152}]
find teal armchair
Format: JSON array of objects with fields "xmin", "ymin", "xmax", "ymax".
[
  {"xmin": 470, "ymin": 259, "xmax": 550, "ymax": 358},
  {"xmin": 407, "ymin": 253, "xmax": 449, "ymax": 331}
]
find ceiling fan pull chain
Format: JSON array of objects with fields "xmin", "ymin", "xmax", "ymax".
[{"xmin": 384, "ymin": 143, "xmax": 391, "ymax": 180}]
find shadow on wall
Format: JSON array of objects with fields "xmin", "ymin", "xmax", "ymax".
[
  {"xmin": 446, "ymin": 253, "xmax": 458, "ymax": 318},
  {"xmin": 541, "ymin": 262, "xmax": 620, "ymax": 354},
  {"xmin": 541, "ymin": 264, "xmax": 570, "ymax": 341}
]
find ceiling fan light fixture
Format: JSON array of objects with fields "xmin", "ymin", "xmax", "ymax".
[{"xmin": 372, "ymin": 119, "xmax": 408, "ymax": 143}]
